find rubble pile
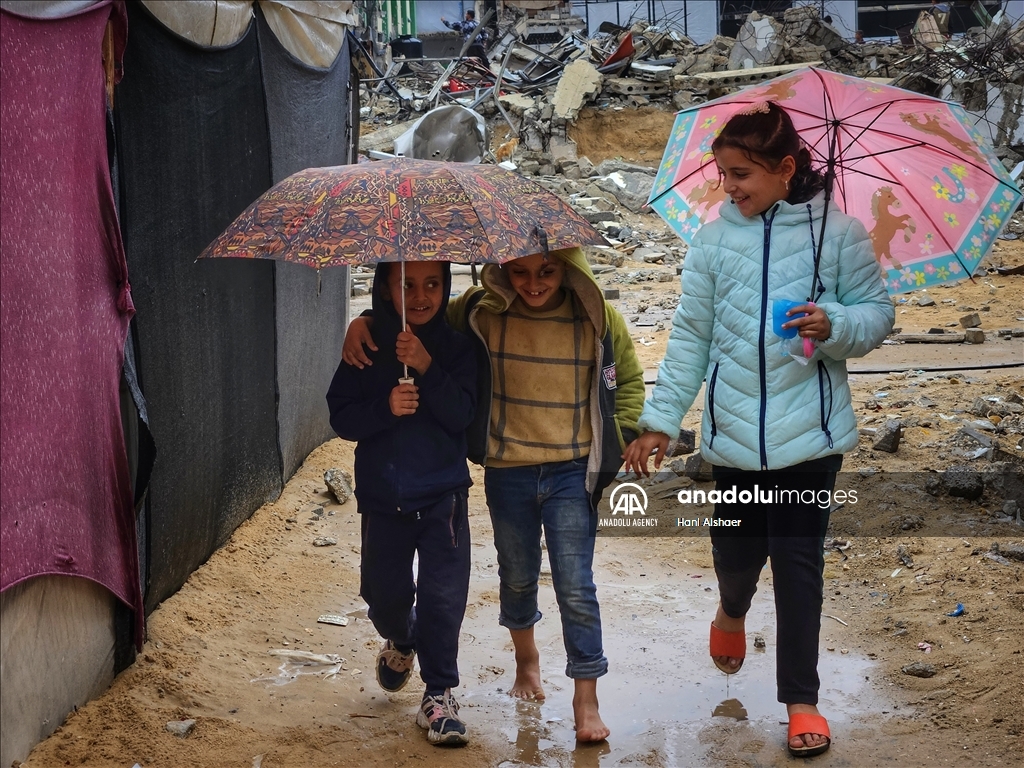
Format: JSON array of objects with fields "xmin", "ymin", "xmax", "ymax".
[{"xmin": 360, "ymin": 6, "xmax": 1024, "ymax": 178}]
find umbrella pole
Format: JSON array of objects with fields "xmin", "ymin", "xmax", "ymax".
[
  {"xmin": 399, "ymin": 261, "xmax": 412, "ymax": 383},
  {"xmin": 809, "ymin": 124, "xmax": 840, "ymax": 303}
]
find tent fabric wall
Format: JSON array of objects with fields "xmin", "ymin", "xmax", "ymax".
[
  {"xmin": 0, "ymin": 0, "xmax": 143, "ymax": 635},
  {"xmin": 116, "ymin": 2, "xmax": 355, "ymax": 610},
  {"xmin": 0, "ymin": 577, "xmax": 117, "ymax": 768},
  {"xmin": 257, "ymin": 7, "xmax": 352, "ymax": 480},
  {"xmin": 116, "ymin": 4, "xmax": 283, "ymax": 610}
]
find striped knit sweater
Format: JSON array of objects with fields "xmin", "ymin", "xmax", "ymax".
[{"xmin": 477, "ymin": 292, "xmax": 595, "ymax": 466}]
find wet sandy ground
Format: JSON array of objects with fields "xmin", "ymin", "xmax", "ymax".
[
  {"xmin": 22, "ymin": 239, "xmax": 1023, "ymax": 767},
  {"xmin": 21, "ymin": 429, "xmax": 1022, "ymax": 767}
]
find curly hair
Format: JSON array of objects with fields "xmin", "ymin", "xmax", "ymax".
[{"xmin": 711, "ymin": 101, "xmax": 824, "ymax": 204}]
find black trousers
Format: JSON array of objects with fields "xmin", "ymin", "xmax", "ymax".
[
  {"xmin": 710, "ymin": 457, "xmax": 840, "ymax": 705},
  {"xmin": 359, "ymin": 491, "xmax": 470, "ymax": 692}
]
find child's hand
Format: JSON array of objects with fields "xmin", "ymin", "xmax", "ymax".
[
  {"xmin": 782, "ymin": 303, "xmax": 832, "ymax": 341},
  {"xmin": 622, "ymin": 431, "xmax": 670, "ymax": 477},
  {"xmin": 396, "ymin": 325, "xmax": 432, "ymax": 375},
  {"xmin": 390, "ymin": 381, "xmax": 419, "ymax": 416},
  {"xmin": 342, "ymin": 316, "xmax": 377, "ymax": 368}
]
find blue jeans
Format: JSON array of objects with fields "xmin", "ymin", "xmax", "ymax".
[{"xmin": 484, "ymin": 459, "xmax": 608, "ymax": 679}]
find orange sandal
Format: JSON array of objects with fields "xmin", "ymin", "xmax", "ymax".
[
  {"xmin": 787, "ymin": 712, "xmax": 831, "ymax": 758},
  {"xmin": 709, "ymin": 622, "xmax": 745, "ymax": 674}
]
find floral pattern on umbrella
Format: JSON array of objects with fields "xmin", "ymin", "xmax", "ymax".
[
  {"xmin": 199, "ymin": 159, "xmax": 605, "ymax": 268},
  {"xmin": 648, "ymin": 67, "xmax": 1022, "ymax": 294}
]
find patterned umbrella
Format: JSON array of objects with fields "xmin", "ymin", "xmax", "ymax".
[
  {"xmin": 198, "ymin": 158, "xmax": 604, "ymax": 268},
  {"xmin": 648, "ymin": 67, "xmax": 1022, "ymax": 295}
]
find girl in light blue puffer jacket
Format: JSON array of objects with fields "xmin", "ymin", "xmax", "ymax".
[{"xmin": 624, "ymin": 102, "xmax": 894, "ymax": 759}]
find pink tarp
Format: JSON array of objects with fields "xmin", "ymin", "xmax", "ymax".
[{"xmin": 1, "ymin": 1, "xmax": 143, "ymax": 645}]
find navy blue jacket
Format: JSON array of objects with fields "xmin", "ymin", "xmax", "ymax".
[{"xmin": 326, "ymin": 262, "xmax": 476, "ymax": 514}]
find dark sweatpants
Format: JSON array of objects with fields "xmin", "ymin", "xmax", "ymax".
[
  {"xmin": 710, "ymin": 457, "xmax": 841, "ymax": 705},
  {"xmin": 359, "ymin": 491, "xmax": 471, "ymax": 692}
]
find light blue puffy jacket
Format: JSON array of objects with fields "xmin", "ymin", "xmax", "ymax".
[{"xmin": 639, "ymin": 191, "xmax": 895, "ymax": 471}]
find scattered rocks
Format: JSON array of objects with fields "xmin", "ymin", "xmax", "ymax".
[
  {"xmin": 944, "ymin": 465, "xmax": 985, "ymax": 500},
  {"xmin": 670, "ymin": 428, "xmax": 697, "ymax": 457},
  {"xmin": 299, "ymin": 503, "xmax": 324, "ymax": 518},
  {"xmin": 312, "ymin": 536, "xmax": 337, "ymax": 547},
  {"xmin": 324, "ymin": 468, "xmax": 354, "ymax": 505},
  {"xmin": 959, "ymin": 312, "xmax": 982, "ymax": 328},
  {"xmin": 683, "ymin": 452, "xmax": 715, "ymax": 482},
  {"xmin": 902, "ymin": 662, "xmax": 938, "ymax": 678},
  {"xmin": 872, "ymin": 420, "xmax": 903, "ymax": 453},
  {"xmin": 166, "ymin": 719, "xmax": 196, "ymax": 737}
]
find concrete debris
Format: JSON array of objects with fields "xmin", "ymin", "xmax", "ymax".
[
  {"xmin": 357, "ymin": 5, "xmax": 1023, "ymax": 178},
  {"xmin": 325, "ymin": 468, "xmax": 354, "ymax": 505},
  {"xmin": 729, "ymin": 12, "xmax": 784, "ymax": 70},
  {"xmin": 902, "ymin": 661, "xmax": 937, "ymax": 678},
  {"xmin": 873, "ymin": 420, "xmax": 904, "ymax": 453},
  {"xmin": 166, "ymin": 719, "xmax": 196, "ymax": 737},
  {"xmin": 552, "ymin": 59, "xmax": 603, "ymax": 120}
]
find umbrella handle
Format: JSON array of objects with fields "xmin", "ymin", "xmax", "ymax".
[{"xmin": 400, "ymin": 260, "xmax": 408, "ymax": 379}]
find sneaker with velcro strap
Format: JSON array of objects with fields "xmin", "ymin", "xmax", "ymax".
[
  {"xmin": 376, "ymin": 640, "xmax": 415, "ymax": 692},
  {"xmin": 416, "ymin": 688, "xmax": 469, "ymax": 746}
]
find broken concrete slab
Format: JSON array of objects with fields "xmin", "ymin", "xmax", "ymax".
[
  {"xmin": 549, "ymin": 134, "xmax": 578, "ymax": 166},
  {"xmin": 552, "ymin": 58, "xmax": 603, "ymax": 121},
  {"xmin": 729, "ymin": 12, "xmax": 783, "ymax": 70},
  {"xmin": 594, "ymin": 159, "xmax": 657, "ymax": 177},
  {"xmin": 873, "ymin": 420, "xmax": 904, "ymax": 453},
  {"xmin": 603, "ymin": 77, "xmax": 668, "ymax": 97},
  {"xmin": 497, "ymin": 92, "xmax": 538, "ymax": 116},
  {"xmin": 591, "ymin": 171, "xmax": 656, "ymax": 213},
  {"xmin": 359, "ymin": 116, "xmax": 421, "ymax": 154}
]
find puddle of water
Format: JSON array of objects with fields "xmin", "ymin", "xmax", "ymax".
[{"xmin": 461, "ymin": 571, "xmax": 879, "ymax": 767}]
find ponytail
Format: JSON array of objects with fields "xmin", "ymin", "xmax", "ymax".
[
  {"xmin": 712, "ymin": 101, "xmax": 825, "ymax": 204},
  {"xmin": 789, "ymin": 146, "xmax": 825, "ymax": 204}
]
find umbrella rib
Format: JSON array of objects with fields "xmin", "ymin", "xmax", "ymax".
[
  {"xmin": 442, "ymin": 166, "xmax": 499, "ymax": 263},
  {"xmin": 865, "ymin": 146, "xmax": 971, "ymax": 274},
  {"xmin": 649, "ymin": 157, "xmax": 720, "ymax": 207}
]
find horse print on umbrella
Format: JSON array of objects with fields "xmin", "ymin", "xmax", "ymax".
[
  {"xmin": 868, "ymin": 186, "xmax": 916, "ymax": 270},
  {"xmin": 898, "ymin": 112, "xmax": 985, "ymax": 165},
  {"xmin": 684, "ymin": 178, "xmax": 729, "ymax": 226}
]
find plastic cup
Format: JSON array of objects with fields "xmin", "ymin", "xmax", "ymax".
[{"xmin": 772, "ymin": 299, "xmax": 807, "ymax": 339}]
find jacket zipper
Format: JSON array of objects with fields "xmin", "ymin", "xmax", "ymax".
[
  {"xmin": 758, "ymin": 206, "xmax": 778, "ymax": 470},
  {"xmin": 816, "ymin": 360, "xmax": 835, "ymax": 449},
  {"xmin": 707, "ymin": 362, "xmax": 720, "ymax": 449}
]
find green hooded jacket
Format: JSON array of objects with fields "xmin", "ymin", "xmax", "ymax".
[{"xmin": 447, "ymin": 247, "xmax": 644, "ymax": 504}]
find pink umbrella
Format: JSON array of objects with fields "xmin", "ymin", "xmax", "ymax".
[{"xmin": 648, "ymin": 67, "xmax": 1022, "ymax": 295}]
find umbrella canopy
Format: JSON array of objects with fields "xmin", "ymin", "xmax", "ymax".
[
  {"xmin": 198, "ymin": 158, "xmax": 605, "ymax": 268},
  {"xmin": 648, "ymin": 67, "xmax": 1022, "ymax": 294}
]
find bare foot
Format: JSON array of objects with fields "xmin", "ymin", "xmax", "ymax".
[
  {"xmin": 712, "ymin": 604, "xmax": 744, "ymax": 673},
  {"xmin": 787, "ymin": 703, "xmax": 829, "ymax": 751},
  {"xmin": 573, "ymin": 679, "xmax": 610, "ymax": 742},
  {"xmin": 509, "ymin": 628, "xmax": 545, "ymax": 701}
]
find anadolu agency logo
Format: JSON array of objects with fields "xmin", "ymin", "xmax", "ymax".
[{"xmin": 601, "ymin": 483, "xmax": 658, "ymax": 528}]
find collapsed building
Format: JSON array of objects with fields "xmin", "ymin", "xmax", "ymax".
[{"xmin": 356, "ymin": 3, "xmax": 1024, "ymax": 179}]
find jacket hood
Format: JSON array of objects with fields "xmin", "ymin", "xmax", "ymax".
[
  {"xmin": 478, "ymin": 246, "xmax": 606, "ymax": 335},
  {"xmin": 371, "ymin": 260, "xmax": 453, "ymax": 339}
]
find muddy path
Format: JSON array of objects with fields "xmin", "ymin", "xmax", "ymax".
[
  {"xmin": 22, "ymin": 231, "xmax": 1024, "ymax": 768},
  {"xmin": 22, "ymin": 427, "xmax": 1023, "ymax": 768}
]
